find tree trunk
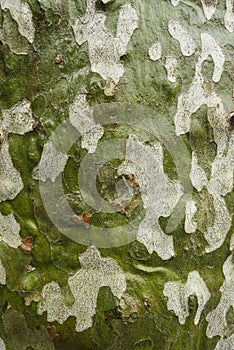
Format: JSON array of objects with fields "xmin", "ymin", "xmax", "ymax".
[{"xmin": 0, "ymin": 0, "xmax": 233, "ymax": 349}]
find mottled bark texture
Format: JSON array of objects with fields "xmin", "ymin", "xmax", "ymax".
[{"xmin": 0, "ymin": 0, "xmax": 233, "ymax": 349}]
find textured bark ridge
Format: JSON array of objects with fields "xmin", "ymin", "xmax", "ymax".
[{"xmin": 0, "ymin": 0, "xmax": 233, "ymax": 349}]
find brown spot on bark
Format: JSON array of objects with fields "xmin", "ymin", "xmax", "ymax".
[
  {"xmin": 47, "ymin": 325, "xmax": 60, "ymax": 340},
  {"xmin": 72, "ymin": 212, "xmax": 92, "ymax": 228},
  {"xmin": 21, "ymin": 237, "xmax": 33, "ymax": 255}
]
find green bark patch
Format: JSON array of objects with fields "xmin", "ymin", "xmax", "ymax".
[{"xmin": 0, "ymin": 0, "xmax": 233, "ymax": 349}]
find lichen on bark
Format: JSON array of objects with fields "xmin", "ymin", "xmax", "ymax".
[{"xmin": 0, "ymin": 0, "xmax": 233, "ymax": 349}]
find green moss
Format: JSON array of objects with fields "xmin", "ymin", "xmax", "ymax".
[
  {"xmin": 31, "ymin": 95, "xmax": 47, "ymax": 118},
  {"xmin": 163, "ymin": 147, "xmax": 178, "ymax": 180},
  {"xmin": 92, "ymin": 286, "xmax": 118, "ymax": 349},
  {"xmin": 22, "ymin": 271, "xmax": 41, "ymax": 292},
  {"xmin": 0, "ymin": 46, "xmax": 30, "ymax": 108},
  {"xmin": 0, "ymin": 287, "xmax": 25, "ymax": 315},
  {"xmin": 8, "ymin": 133, "xmax": 40, "ymax": 237},
  {"xmin": 0, "ymin": 243, "xmax": 30, "ymax": 291},
  {"xmin": 55, "ymin": 317, "xmax": 97, "ymax": 350},
  {"xmin": 110, "ymin": 314, "xmax": 165, "ymax": 350},
  {"xmin": 134, "ymin": 339, "xmax": 153, "ymax": 350},
  {"xmin": 50, "ymin": 238, "xmax": 84, "ymax": 273},
  {"xmin": 0, "ymin": 0, "xmax": 232, "ymax": 348},
  {"xmin": 225, "ymin": 190, "xmax": 234, "ymax": 218}
]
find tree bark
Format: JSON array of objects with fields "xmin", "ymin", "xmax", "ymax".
[{"xmin": 0, "ymin": 0, "xmax": 233, "ymax": 349}]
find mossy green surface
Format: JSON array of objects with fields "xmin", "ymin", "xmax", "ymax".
[{"xmin": 0, "ymin": 0, "xmax": 233, "ymax": 349}]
